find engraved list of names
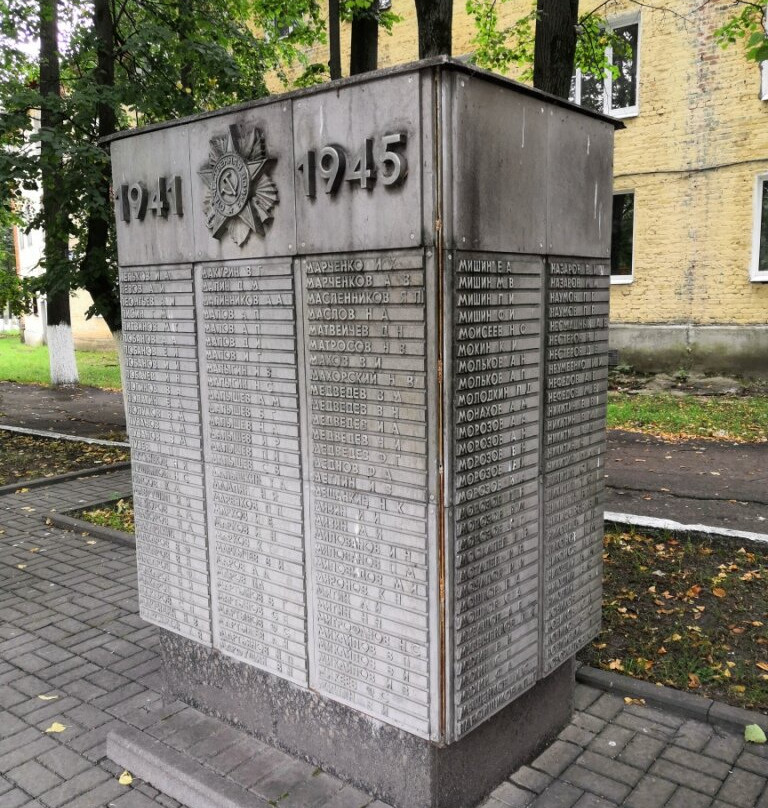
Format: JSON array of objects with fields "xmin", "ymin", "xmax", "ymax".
[
  {"xmin": 542, "ymin": 260, "xmax": 610, "ymax": 674},
  {"xmin": 303, "ymin": 251, "xmax": 432, "ymax": 737},
  {"xmin": 451, "ymin": 254, "xmax": 542, "ymax": 737},
  {"xmin": 121, "ymin": 265, "xmax": 211, "ymax": 645},
  {"xmin": 199, "ymin": 259, "xmax": 308, "ymax": 686}
]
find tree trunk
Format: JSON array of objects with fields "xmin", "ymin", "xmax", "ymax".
[
  {"xmin": 533, "ymin": 0, "xmax": 579, "ymax": 99},
  {"xmin": 40, "ymin": 0, "xmax": 79, "ymax": 385},
  {"xmin": 46, "ymin": 293, "xmax": 79, "ymax": 385},
  {"xmin": 414, "ymin": 0, "xmax": 452, "ymax": 58},
  {"xmin": 328, "ymin": 0, "xmax": 341, "ymax": 79},
  {"xmin": 80, "ymin": 0, "xmax": 121, "ymax": 335},
  {"xmin": 350, "ymin": 4, "xmax": 378, "ymax": 75}
]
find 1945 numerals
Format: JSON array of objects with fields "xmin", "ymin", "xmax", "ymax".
[{"xmin": 297, "ymin": 132, "xmax": 407, "ymax": 198}]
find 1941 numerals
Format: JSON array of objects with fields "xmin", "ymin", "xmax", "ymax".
[
  {"xmin": 297, "ymin": 132, "xmax": 407, "ymax": 198},
  {"xmin": 117, "ymin": 176, "xmax": 183, "ymax": 223}
]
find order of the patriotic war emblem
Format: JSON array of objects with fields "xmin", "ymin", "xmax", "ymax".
[{"xmin": 199, "ymin": 124, "xmax": 278, "ymax": 246}]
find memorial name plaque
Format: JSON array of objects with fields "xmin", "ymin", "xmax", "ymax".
[
  {"xmin": 199, "ymin": 258, "xmax": 308, "ymax": 685},
  {"xmin": 542, "ymin": 260, "xmax": 610, "ymax": 675},
  {"xmin": 303, "ymin": 250, "xmax": 432, "ymax": 736},
  {"xmin": 450, "ymin": 253, "xmax": 542, "ymax": 738},
  {"xmin": 110, "ymin": 60, "xmax": 619, "ymax": 808},
  {"xmin": 120, "ymin": 265, "xmax": 211, "ymax": 645}
]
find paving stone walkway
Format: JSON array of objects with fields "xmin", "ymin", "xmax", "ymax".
[{"xmin": 0, "ymin": 472, "xmax": 766, "ymax": 808}]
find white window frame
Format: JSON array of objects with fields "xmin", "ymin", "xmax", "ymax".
[
  {"xmin": 750, "ymin": 171, "xmax": 768, "ymax": 281},
  {"xmin": 611, "ymin": 189, "xmax": 635, "ymax": 284},
  {"xmin": 572, "ymin": 13, "xmax": 641, "ymax": 118}
]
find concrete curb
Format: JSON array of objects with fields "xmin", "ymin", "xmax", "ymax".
[
  {"xmin": 107, "ymin": 725, "xmax": 271, "ymax": 808},
  {"xmin": 576, "ymin": 664, "xmax": 768, "ymax": 733},
  {"xmin": 0, "ymin": 461, "xmax": 132, "ymax": 497},
  {"xmin": 0, "ymin": 422, "xmax": 129, "ymax": 446},
  {"xmin": 46, "ymin": 510, "xmax": 135, "ymax": 548},
  {"xmin": 604, "ymin": 510, "xmax": 768, "ymax": 546}
]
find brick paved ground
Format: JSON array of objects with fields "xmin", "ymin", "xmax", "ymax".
[{"xmin": 1, "ymin": 472, "xmax": 766, "ymax": 808}]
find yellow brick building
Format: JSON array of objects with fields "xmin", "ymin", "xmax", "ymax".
[{"xmin": 302, "ymin": 0, "xmax": 768, "ymax": 374}]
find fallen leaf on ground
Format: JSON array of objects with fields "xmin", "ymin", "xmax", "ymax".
[
  {"xmin": 118, "ymin": 771, "xmax": 133, "ymax": 786},
  {"xmin": 712, "ymin": 587, "xmax": 727, "ymax": 598},
  {"xmin": 37, "ymin": 694, "xmax": 58, "ymax": 701},
  {"xmin": 16, "ymin": 564, "xmax": 26, "ymax": 570},
  {"xmin": 608, "ymin": 659, "xmax": 625, "ymax": 671},
  {"xmin": 757, "ymin": 661, "xmax": 768, "ymax": 672},
  {"xmin": 688, "ymin": 673, "xmax": 701, "ymax": 689},
  {"xmin": 745, "ymin": 724, "xmax": 767, "ymax": 744},
  {"xmin": 45, "ymin": 722, "xmax": 66, "ymax": 733},
  {"xmin": 624, "ymin": 697, "xmax": 646, "ymax": 706}
]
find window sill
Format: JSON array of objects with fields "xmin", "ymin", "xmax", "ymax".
[
  {"xmin": 610, "ymin": 275, "xmax": 634, "ymax": 285},
  {"xmin": 611, "ymin": 107, "xmax": 639, "ymax": 120}
]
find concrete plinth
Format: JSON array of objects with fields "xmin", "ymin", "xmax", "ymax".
[{"xmin": 159, "ymin": 631, "xmax": 574, "ymax": 808}]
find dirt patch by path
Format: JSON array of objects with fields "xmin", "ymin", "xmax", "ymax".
[{"xmin": 0, "ymin": 381, "xmax": 126, "ymax": 440}]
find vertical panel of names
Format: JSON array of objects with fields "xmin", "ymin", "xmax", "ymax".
[
  {"xmin": 200, "ymin": 260, "xmax": 307, "ymax": 686},
  {"xmin": 542, "ymin": 260, "xmax": 610, "ymax": 674},
  {"xmin": 120, "ymin": 265, "xmax": 211, "ymax": 645},
  {"xmin": 450, "ymin": 253, "xmax": 542, "ymax": 737},
  {"xmin": 303, "ymin": 251, "xmax": 431, "ymax": 738}
]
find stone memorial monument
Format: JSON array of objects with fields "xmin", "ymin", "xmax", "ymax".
[{"xmin": 108, "ymin": 58, "xmax": 617, "ymax": 808}]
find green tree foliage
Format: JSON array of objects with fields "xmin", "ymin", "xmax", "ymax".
[
  {"xmin": 715, "ymin": 3, "xmax": 768, "ymax": 64},
  {"xmin": 466, "ymin": 0, "xmax": 629, "ymax": 87},
  {"xmin": 0, "ymin": 0, "xmax": 325, "ymax": 333},
  {"xmin": 0, "ymin": 222, "xmax": 27, "ymax": 317}
]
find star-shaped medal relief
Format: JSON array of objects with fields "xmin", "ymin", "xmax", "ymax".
[{"xmin": 198, "ymin": 124, "xmax": 279, "ymax": 247}]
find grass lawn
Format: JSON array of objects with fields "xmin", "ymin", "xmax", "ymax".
[
  {"xmin": 607, "ymin": 392, "xmax": 768, "ymax": 443},
  {"xmin": 77, "ymin": 497, "xmax": 134, "ymax": 533},
  {"xmin": 0, "ymin": 333, "xmax": 122, "ymax": 390},
  {"xmin": 580, "ymin": 528, "xmax": 768, "ymax": 712}
]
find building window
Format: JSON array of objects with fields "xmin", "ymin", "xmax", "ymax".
[
  {"xmin": 611, "ymin": 192, "xmax": 634, "ymax": 283},
  {"xmin": 751, "ymin": 173, "xmax": 768, "ymax": 280},
  {"xmin": 571, "ymin": 18, "xmax": 640, "ymax": 118}
]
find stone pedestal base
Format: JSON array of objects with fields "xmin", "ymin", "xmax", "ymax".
[{"xmin": 159, "ymin": 631, "xmax": 575, "ymax": 808}]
